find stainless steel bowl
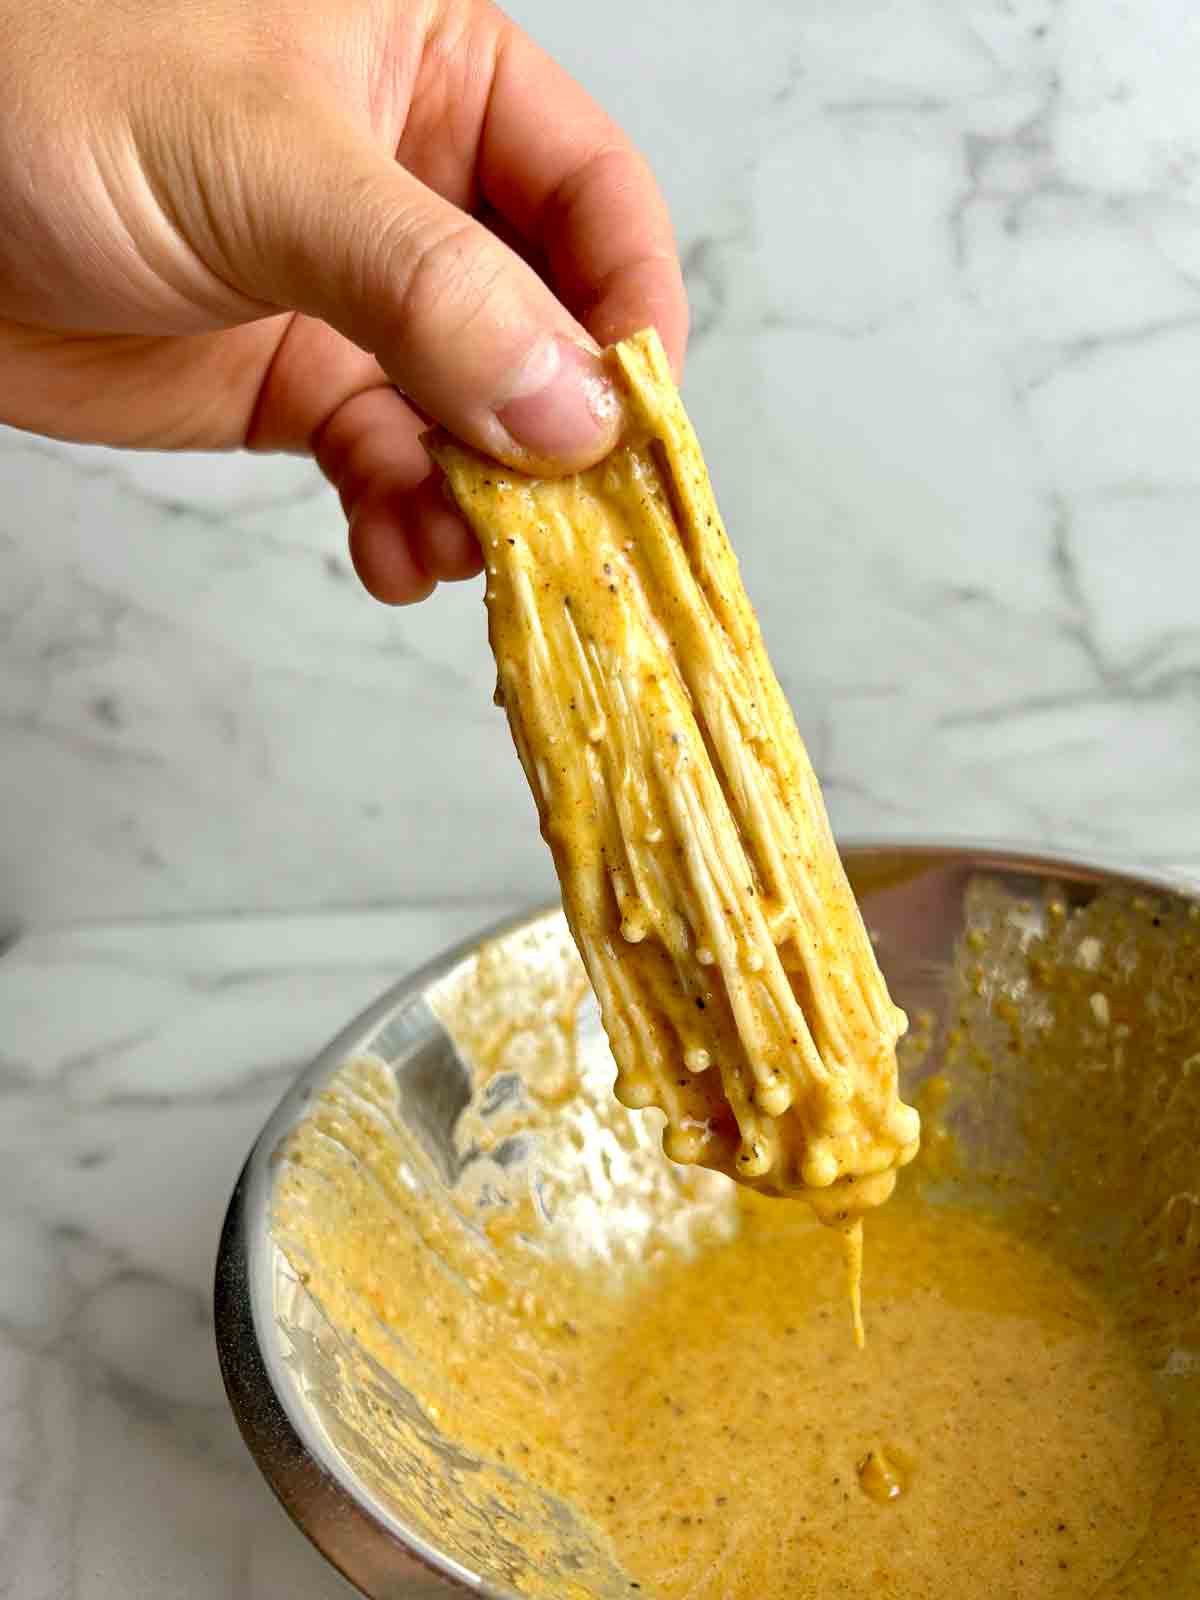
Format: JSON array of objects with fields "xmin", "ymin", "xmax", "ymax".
[{"xmin": 215, "ymin": 844, "xmax": 1200, "ymax": 1599}]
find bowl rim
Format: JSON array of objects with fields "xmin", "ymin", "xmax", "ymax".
[{"xmin": 213, "ymin": 838, "xmax": 1198, "ymax": 1600}]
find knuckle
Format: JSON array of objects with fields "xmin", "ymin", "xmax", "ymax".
[
  {"xmin": 543, "ymin": 141, "xmax": 655, "ymax": 230},
  {"xmin": 378, "ymin": 215, "xmax": 514, "ymax": 348}
]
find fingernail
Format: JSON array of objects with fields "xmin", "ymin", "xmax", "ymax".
[{"xmin": 494, "ymin": 337, "xmax": 621, "ymax": 467}]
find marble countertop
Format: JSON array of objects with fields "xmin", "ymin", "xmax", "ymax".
[
  {"xmin": 2, "ymin": 903, "xmax": 508, "ymax": 1598},
  {"xmin": 4, "ymin": 0, "xmax": 1200, "ymax": 929},
  {"xmin": 3, "ymin": 0, "xmax": 1200, "ymax": 1595}
]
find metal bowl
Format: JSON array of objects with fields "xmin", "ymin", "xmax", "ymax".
[{"xmin": 215, "ymin": 844, "xmax": 1200, "ymax": 1599}]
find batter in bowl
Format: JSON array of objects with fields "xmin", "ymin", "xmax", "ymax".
[
  {"xmin": 563, "ymin": 1191, "xmax": 1164, "ymax": 1600},
  {"xmin": 273, "ymin": 1036, "xmax": 1168, "ymax": 1600}
]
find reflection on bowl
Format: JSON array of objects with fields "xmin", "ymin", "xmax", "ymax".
[{"xmin": 216, "ymin": 845, "xmax": 1200, "ymax": 1600}]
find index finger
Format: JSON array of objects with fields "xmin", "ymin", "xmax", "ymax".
[{"xmin": 477, "ymin": 18, "xmax": 689, "ymax": 376}]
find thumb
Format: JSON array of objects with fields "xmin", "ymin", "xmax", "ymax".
[{"xmin": 226, "ymin": 113, "xmax": 621, "ymax": 474}]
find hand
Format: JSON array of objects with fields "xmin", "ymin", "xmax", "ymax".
[{"xmin": 0, "ymin": 0, "xmax": 687, "ymax": 602}]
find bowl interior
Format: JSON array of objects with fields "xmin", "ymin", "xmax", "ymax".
[{"xmin": 224, "ymin": 850, "xmax": 1200, "ymax": 1599}]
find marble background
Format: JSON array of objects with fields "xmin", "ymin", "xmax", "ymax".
[
  {"xmin": 3, "ymin": 1, "xmax": 1200, "ymax": 1596},
  {"xmin": 4, "ymin": 0, "xmax": 1199, "ymax": 930}
]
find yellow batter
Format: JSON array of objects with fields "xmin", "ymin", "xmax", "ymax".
[
  {"xmin": 273, "ymin": 1044, "xmax": 1168, "ymax": 1600},
  {"xmin": 429, "ymin": 330, "xmax": 919, "ymax": 1224},
  {"xmin": 565, "ymin": 1192, "xmax": 1164, "ymax": 1600}
]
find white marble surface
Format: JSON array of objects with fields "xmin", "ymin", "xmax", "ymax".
[
  {"xmin": 4, "ymin": 1, "xmax": 1200, "ymax": 1596},
  {"xmin": 3, "ymin": 0, "xmax": 1200, "ymax": 929},
  {"xmin": 0, "ymin": 903, "xmax": 508, "ymax": 1599}
]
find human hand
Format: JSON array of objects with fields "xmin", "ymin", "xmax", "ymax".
[{"xmin": 0, "ymin": 0, "xmax": 687, "ymax": 601}]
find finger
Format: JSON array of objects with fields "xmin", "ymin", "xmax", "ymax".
[
  {"xmin": 243, "ymin": 315, "xmax": 479, "ymax": 604},
  {"xmin": 408, "ymin": 474, "xmax": 486, "ymax": 583},
  {"xmin": 476, "ymin": 21, "xmax": 689, "ymax": 376},
  {"xmin": 244, "ymin": 313, "xmax": 387, "ymax": 454},
  {"xmin": 352, "ymin": 471, "xmax": 484, "ymax": 603},
  {"xmin": 314, "ymin": 381, "xmax": 482, "ymax": 604},
  {"xmin": 216, "ymin": 104, "xmax": 622, "ymax": 476},
  {"xmin": 349, "ymin": 493, "xmax": 435, "ymax": 605}
]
